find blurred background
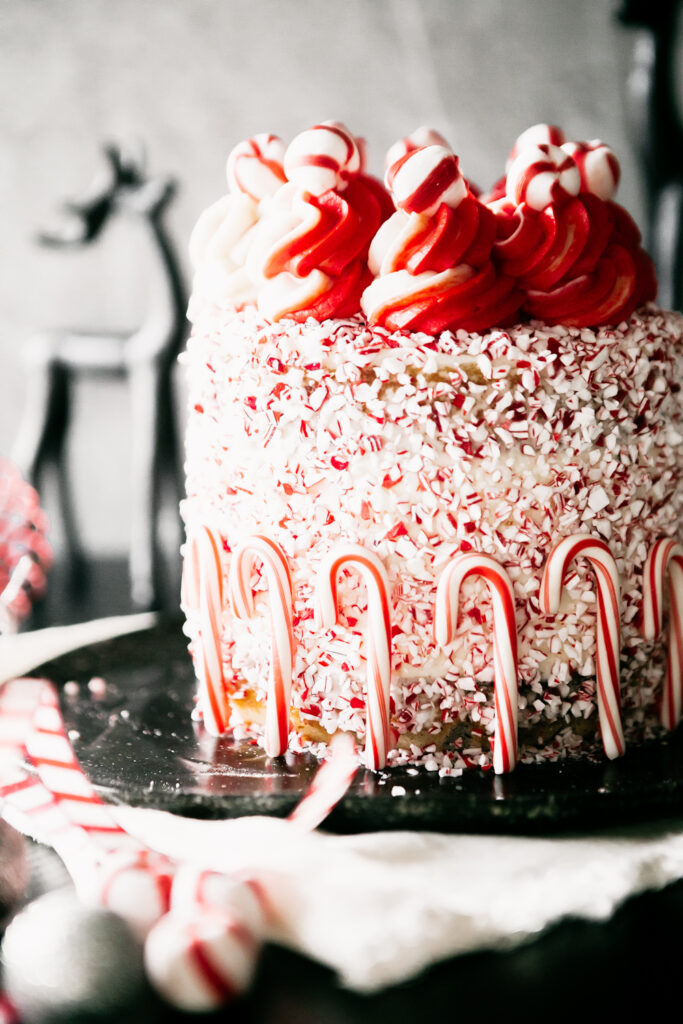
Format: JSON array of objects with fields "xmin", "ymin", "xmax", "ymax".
[{"xmin": 0, "ymin": 0, "xmax": 680, "ymax": 616}]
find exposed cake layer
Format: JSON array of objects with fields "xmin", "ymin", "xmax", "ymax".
[{"xmin": 181, "ymin": 303, "xmax": 682, "ymax": 770}]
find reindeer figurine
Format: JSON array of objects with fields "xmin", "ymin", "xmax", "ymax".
[{"xmin": 12, "ymin": 143, "xmax": 187, "ymax": 611}]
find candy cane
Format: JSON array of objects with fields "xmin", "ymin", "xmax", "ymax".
[
  {"xmin": 385, "ymin": 145, "xmax": 467, "ymax": 216},
  {"xmin": 315, "ymin": 545, "xmax": 392, "ymax": 770},
  {"xmin": 640, "ymin": 538, "xmax": 683, "ymax": 730},
  {"xmin": 540, "ymin": 534, "xmax": 624, "ymax": 759},
  {"xmin": 1, "ymin": 674, "xmax": 358, "ymax": 1014},
  {"xmin": 288, "ymin": 731, "xmax": 357, "ymax": 831},
  {"xmin": 182, "ymin": 525, "xmax": 230, "ymax": 735},
  {"xmin": 506, "ymin": 142, "xmax": 580, "ymax": 210},
  {"xmin": 0, "ymin": 679, "xmax": 173, "ymax": 936},
  {"xmin": 561, "ymin": 140, "xmax": 620, "ymax": 200},
  {"xmin": 226, "ymin": 134, "xmax": 286, "ymax": 201},
  {"xmin": 283, "ymin": 121, "xmax": 360, "ymax": 196},
  {"xmin": 228, "ymin": 535, "xmax": 294, "ymax": 757},
  {"xmin": 434, "ymin": 552, "xmax": 518, "ymax": 774}
]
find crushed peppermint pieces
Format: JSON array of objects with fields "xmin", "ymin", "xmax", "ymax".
[{"xmin": 182, "ymin": 303, "xmax": 683, "ymax": 768}]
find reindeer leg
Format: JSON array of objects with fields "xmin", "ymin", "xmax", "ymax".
[
  {"xmin": 129, "ymin": 358, "xmax": 163, "ymax": 610},
  {"xmin": 12, "ymin": 337, "xmax": 86, "ymax": 585}
]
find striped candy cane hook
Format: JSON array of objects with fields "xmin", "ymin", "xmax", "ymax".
[
  {"xmin": 315, "ymin": 545, "xmax": 392, "ymax": 770},
  {"xmin": 228, "ymin": 536, "xmax": 294, "ymax": 757},
  {"xmin": 541, "ymin": 534, "xmax": 624, "ymax": 760},
  {"xmin": 0, "ymin": 679, "xmax": 173, "ymax": 937},
  {"xmin": 182, "ymin": 525, "xmax": 230, "ymax": 735},
  {"xmin": 640, "ymin": 538, "xmax": 683, "ymax": 730},
  {"xmin": 434, "ymin": 552, "xmax": 518, "ymax": 774}
]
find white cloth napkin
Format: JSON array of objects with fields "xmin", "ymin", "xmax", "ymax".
[
  {"xmin": 113, "ymin": 808, "xmax": 683, "ymax": 991},
  {"xmin": 4, "ymin": 615, "xmax": 683, "ymax": 992}
]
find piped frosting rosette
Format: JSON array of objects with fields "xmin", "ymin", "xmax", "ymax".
[
  {"xmin": 189, "ymin": 122, "xmax": 391, "ymax": 322},
  {"xmin": 361, "ymin": 131, "xmax": 522, "ymax": 334},
  {"xmin": 488, "ymin": 124, "xmax": 657, "ymax": 327}
]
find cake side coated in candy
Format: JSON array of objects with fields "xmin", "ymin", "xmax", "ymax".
[
  {"xmin": 181, "ymin": 302, "xmax": 682, "ymax": 772},
  {"xmin": 181, "ymin": 121, "xmax": 682, "ymax": 773}
]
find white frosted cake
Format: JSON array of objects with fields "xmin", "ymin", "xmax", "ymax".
[{"xmin": 181, "ymin": 122, "xmax": 682, "ymax": 774}]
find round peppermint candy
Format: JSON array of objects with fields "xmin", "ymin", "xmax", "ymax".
[{"xmin": 386, "ymin": 145, "xmax": 467, "ymax": 216}]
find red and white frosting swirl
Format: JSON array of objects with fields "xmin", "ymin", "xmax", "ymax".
[
  {"xmin": 188, "ymin": 121, "xmax": 658, "ymax": 333},
  {"xmin": 488, "ymin": 125, "xmax": 656, "ymax": 327},
  {"xmin": 362, "ymin": 139, "xmax": 521, "ymax": 334}
]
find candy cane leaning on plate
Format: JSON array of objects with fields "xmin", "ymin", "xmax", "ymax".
[
  {"xmin": 0, "ymin": 678, "xmax": 173, "ymax": 938},
  {"xmin": 640, "ymin": 538, "xmax": 683, "ymax": 730},
  {"xmin": 540, "ymin": 533, "xmax": 624, "ymax": 759},
  {"xmin": 183, "ymin": 525, "xmax": 230, "ymax": 735},
  {"xmin": 228, "ymin": 535, "xmax": 294, "ymax": 757},
  {"xmin": 316, "ymin": 545, "xmax": 392, "ymax": 770},
  {"xmin": 434, "ymin": 552, "xmax": 518, "ymax": 774}
]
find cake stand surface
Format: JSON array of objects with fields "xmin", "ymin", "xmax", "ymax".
[{"xmin": 32, "ymin": 617, "xmax": 683, "ymax": 833}]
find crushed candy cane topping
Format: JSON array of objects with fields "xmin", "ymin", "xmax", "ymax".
[{"xmin": 181, "ymin": 301, "xmax": 683, "ymax": 771}]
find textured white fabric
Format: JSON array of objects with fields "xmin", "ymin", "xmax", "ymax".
[{"xmin": 113, "ymin": 807, "xmax": 683, "ymax": 991}]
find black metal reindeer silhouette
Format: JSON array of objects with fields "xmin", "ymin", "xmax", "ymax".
[{"xmin": 12, "ymin": 143, "xmax": 187, "ymax": 611}]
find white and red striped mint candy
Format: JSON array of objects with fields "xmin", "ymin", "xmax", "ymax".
[
  {"xmin": 385, "ymin": 145, "xmax": 467, "ymax": 217},
  {"xmin": 506, "ymin": 142, "xmax": 580, "ymax": 211},
  {"xmin": 144, "ymin": 907, "xmax": 261, "ymax": 1012},
  {"xmin": 226, "ymin": 134, "xmax": 287, "ymax": 202},
  {"xmin": 506, "ymin": 123, "xmax": 566, "ymax": 170},
  {"xmin": 171, "ymin": 865, "xmax": 268, "ymax": 935},
  {"xmin": 561, "ymin": 139, "xmax": 620, "ymax": 200},
  {"xmin": 385, "ymin": 126, "xmax": 452, "ymax": 172},
  {"xmin": 92, "ymin": 849, "xmax": 174, "ymax": 940},
  {"xmin": 284, "ymin": 121, "xmax": 361, "ymax": 196}
]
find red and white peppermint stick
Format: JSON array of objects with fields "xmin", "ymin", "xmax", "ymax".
[
  {"xmin": 25, "ymin": 684, "xmax": 145, "ymax": 853},
  {"xmin": 385, "ymin": 125, "xmax": 452, "ymax": 172},
  {"xmin": 640, "ymin": 538, "xmax": 683, "ymax": 730},
  {"xmin": 561, "ymin": 139, "xmax": 620, "ymax": 200},
  {"xmin": 0, "ymin": 680, "xmax": 173, "ymax": 935},
  {"xmin": 0, "ymin": 678, "xmax": 96, "ymax": 870},
  {"xmin": 228, "ymin": 535, "xmax": 294, "ymax": 757},
  {"xmin": 385, "ymin": 145, "xmax": 467, "ymax": 216},
  {"xmin": 434, "ymin": 553, "xmax": 518, "ymax": 774},
  {"xmin": 284, "ymin": 121, "xmax": 360, "ymax": 196},
  {"xmin": 0, "ymin": 677, "xmax": 47, "ymax": 766},
  {"xmin": 506, "ymin": 142, "xmax": 580, "ymax": 211},
  {"xmin": 315, "ymin": 545, "xmax": 392, "ymax": 770},
  {"xmin": 182, "ymin": 525, "xmax": 230, "ymax": 735},
  {"xmin": 505, "ymin": 123, "xmax": 566, "ymax": 170},
  {"xmin": 226, "ymin": 133, "xmax": 287, "ymax": 202},
  {"xmin": 540, "ymin": 534, "xmax": 624, "ymax": 760},
  {"xmin": 288, "ymin": 731, "xmax": 357, "ymax": 832}
]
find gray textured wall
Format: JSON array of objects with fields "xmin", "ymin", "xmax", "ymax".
[{"xmin": 0, "ymin": 0, "xmax": 648, "ymax": 556}]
